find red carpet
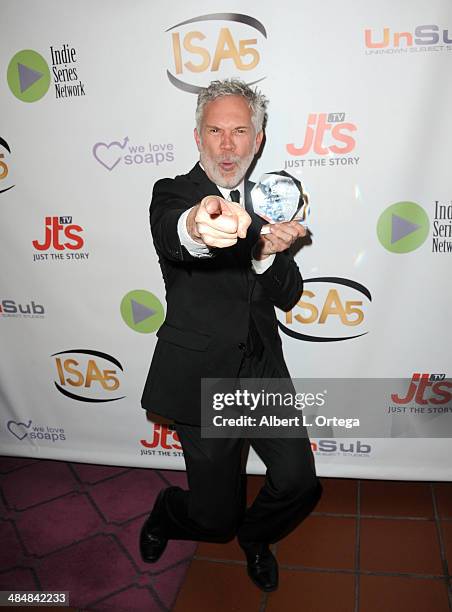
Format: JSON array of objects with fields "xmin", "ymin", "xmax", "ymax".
[{"xmin": 0, "ymin": 456, "xmax": 196, "ymax": 610}]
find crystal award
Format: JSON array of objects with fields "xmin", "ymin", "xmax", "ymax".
[{"xmin": 250, "ymin": 170, "xmax": 310, "ymax": 234}]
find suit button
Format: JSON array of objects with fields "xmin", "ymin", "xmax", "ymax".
[{"xmin": 238, "ymin": 343, "xmax": 246, "ymax": 351}]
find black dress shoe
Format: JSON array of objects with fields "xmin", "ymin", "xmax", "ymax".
[
  {"xmin": 139, "ymin": 527, "xmax": 167, "ymax": 563},
  {"xmin": 242, "ymin": 544, "xmax": 279, "ymax": 592},
  {"xmin": 139, "ymin": 487, "xmax": 172, "ymax": 563}
]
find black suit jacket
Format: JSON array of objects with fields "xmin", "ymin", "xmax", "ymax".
[{"xmin": 141, "ymin": 163, "xmax": 303, "ymax": 424}]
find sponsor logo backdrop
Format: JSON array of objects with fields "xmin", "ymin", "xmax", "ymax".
[{"xmin": 1, "ymin": 0, "xmax": 451, "ymax": 480}]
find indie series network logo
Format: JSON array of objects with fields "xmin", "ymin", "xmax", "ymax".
[
  {"xmin": 7, "ymin": 50, "xmax": 51, "ymax": 102},
  {"xmin": 377, "ymin": 202, "xmax": 429, "ymax": 253},
  {"xmin": 120, "ymin": 290, "xmax": 165, "ymax": 333},
  {"xmin": 8, "ymin": 45, "xmax": 86, "ymax": 102}
]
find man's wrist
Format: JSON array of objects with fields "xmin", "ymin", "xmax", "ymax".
[
  {"xmin": 252, "ymin": 253, "xmax": 275, "ymax": 274},
  {"xmin": 186, "ymin": 204, "xmax": 204, "ymax": 244},
  {"xmin": 254, "ymin": 251, "xmax": 272, "ymax": 261},
  {"xmin": 253, "ymin": 242, "xmax": 273, "ymax": 261}
]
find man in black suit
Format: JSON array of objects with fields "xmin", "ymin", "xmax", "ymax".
[{"xmin": 141, "ymin": 79, "xmax": 321, "ymax": 592}]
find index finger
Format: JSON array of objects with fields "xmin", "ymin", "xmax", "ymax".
[{"xmin": 203, "ymin": 196, "xmax": 233, "ymax": 217}]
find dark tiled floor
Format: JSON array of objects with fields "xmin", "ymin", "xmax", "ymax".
[
  {"xmin": 0, "ymin": 456, "xmax": 195, "ymax": 611},
  {"xmin": 175, "ymin": 477, "xmax": 452, "ymax": 612},
  {"xmin": 2, "ymin": 456, "xmax": 452, "ymax": 612}
]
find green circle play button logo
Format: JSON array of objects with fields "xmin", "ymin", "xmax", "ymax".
[
  {"xmin": 7, "ymin": 50, "xmax": 51, "ymax": 102},
  {"xmin": 377, "ymin": 201, "xmax": 429, "ymax": 253},
  {"xmin": 120, "ymin": 290, "xmax": 165, "ymax": 333}
]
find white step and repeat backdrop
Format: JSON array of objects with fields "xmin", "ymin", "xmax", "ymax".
[{"xmin": 1, "ymin": 0, "xmax": 451, "ymax": 480}]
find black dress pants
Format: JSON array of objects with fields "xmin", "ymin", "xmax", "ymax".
[{"xmin": 159, "ymin": 345, "xmax": 322, "ymax": 545}]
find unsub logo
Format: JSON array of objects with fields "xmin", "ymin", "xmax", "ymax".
[
  {"xmin": 364, "ymin": 25, "xmax": 452, "ymax": 54},
  {"xmin": 311, "ymin": 439, "xmax": 371, "ymax": 455},
  {"xmin": 0, "ymin": 299, "xmax": 45, "ymax": 318}
]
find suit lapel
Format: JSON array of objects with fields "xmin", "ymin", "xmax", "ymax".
[{"xmin": 187, "ymin": 163, "xmax": 223, "ymax": 201}]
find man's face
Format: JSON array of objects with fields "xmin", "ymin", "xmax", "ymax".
[{"xmin": 194, "ymin": 95, "xmax": 263, "ymax": 189}]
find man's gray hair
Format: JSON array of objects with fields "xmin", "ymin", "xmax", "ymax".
[{"xmin": 195, "ymin": 78, "xmax": 268, "ymax": 134}]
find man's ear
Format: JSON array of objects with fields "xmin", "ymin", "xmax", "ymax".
[
  {"xmin": 194, "ymin": 128, "xmax": 201, "ymax": 151},
  {"xmin": 255, "ymin": 130, "xmax": 264, "ymax": 154}
]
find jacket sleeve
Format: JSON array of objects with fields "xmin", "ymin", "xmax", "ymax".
[
  {"xmin": 253, "ymin": 250, "xmax": 303, "ymax": 312},
  {"xmin": 149, "ymin": 177, "xmax": 213, "ymax": 263}
]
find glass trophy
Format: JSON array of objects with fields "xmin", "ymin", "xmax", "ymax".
[{"xmin": 250, "ymin": 170, "xmax": 310, "ymax": 234}]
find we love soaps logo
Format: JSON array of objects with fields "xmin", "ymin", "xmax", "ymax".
[
  {"xmin": 7, "ymin": 419, "xmax": 32, "ymax": 440},
  {"xmin": 92, "ymin": 136, "xmax": 175, "ymax": 171},
  {"xmin": 7, "ymin": 419, "xmax": 67, "ymax": 444}
]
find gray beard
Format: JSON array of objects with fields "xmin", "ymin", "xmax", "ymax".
[{"xmin": 199, "ymin": 150, "xmax": 255, "ymax": 189}]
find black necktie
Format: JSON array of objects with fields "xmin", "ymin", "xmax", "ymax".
[
  {"xmin": 229, "ymin": 190, "xmax": 240, "ymax": 203},
  {"xmin": 228, "ymin": 193, "xmax": 262, "ymax": 356}
]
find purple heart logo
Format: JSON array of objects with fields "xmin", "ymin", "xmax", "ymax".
[
  {"xmin": 93, "ymin": 137, "xmax": 129, "ymax": 171},
  {"xmin": 7, "ymin": 419, "xmax": 32, "ymax": 441}
]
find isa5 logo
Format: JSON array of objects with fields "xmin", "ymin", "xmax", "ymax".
[{"xmin": 165, "ymin": 13, "xmax": 267, "ymax": 93}]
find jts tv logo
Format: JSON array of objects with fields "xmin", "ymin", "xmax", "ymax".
[
  {"xmin": 52, "ymin": 349, "xmax": 125, "ymax": 402},
  {"xmin": 140, "ymin": 424, "xmax": 182, "ymax": 456},
  {"xmin": 32, "ymin": 216, "xmax": 89, "ymax": 262},
  {"xmin": 364, "ymin": 24, "xmax": 452, "ymax": 53},
  {"xmin": 0, "ymin": 137, "xmax": 15, "ymax": 194},
  {"xmin": 278, "ymin": 277, "xmax": 371, "ymax": 342},
  {"xmin": 391, "ymin": 373, "xmax": 452, "ymax": 406},
  {"xmin": 285, "ymin": 113, "xmax": 358, "ymax": 170},
  {"xmin": 166, "ymin": 13, "xmax": 266, "ymax": 93}
]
